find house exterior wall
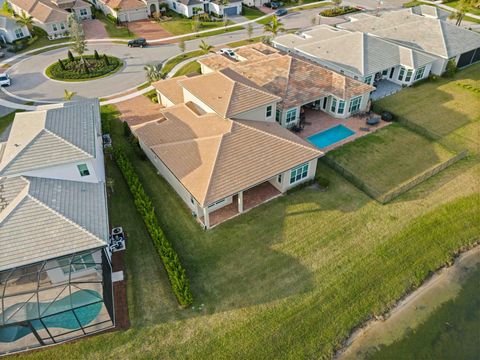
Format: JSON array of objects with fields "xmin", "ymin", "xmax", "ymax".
[
  {"xmin": 431, "ymin": 57, "xmax": 448, "ymax": 75},
  {"xmin": 200, "ymin": 62, "xmax": 215, "ymax": 74},
  {"xmin": 234, "ymin": 102, "xmax": 277, "ymax": 122},
  {"xmin": 73, "ymin": 5, "xmax": 92, "ymax": 20},
  {"xmin": 183, "ymin": 88, "xmax": 217, "ymax": 114},
  {"xmin": 157, "ymin": 91, "xmax": 176, "ymax": 107},
  {"xmin": 0, "ymin": 24, "xmax": 29, "ymax": 43},
  {"xmin": 269, "ymin": 158, "xmax": 318, "ymax": 192},
  {"xmin": 19, "ymin": 158, "xmax": 102, "ymax": 183},
  {"xmin": 209, "ymin": 2, "xmax": 242, "ymax": 16}
]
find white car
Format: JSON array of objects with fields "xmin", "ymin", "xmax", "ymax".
[
  {"xmin": 220, "ymin": 48, "xmax": 236, "ymax": 59},
  {"xmin": 0, "ymin": 73, "xmax": 11, "ymax": 87}
]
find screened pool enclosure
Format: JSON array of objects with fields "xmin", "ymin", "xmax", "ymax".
[{"xmin": 0, "ymin": 248, "xmax": 114, "ymax": 354}]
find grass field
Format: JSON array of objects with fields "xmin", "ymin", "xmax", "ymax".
[
  {"xmin": 242, "ymin": 5, "xmax": 265, "ymax": 19},
  {"xmin": 444, "ymin": 0, "xmax": 480, "ymax": 15},
  {"xmin": 326, "ymin": 124, "xmax": 456, "ymax": 194},
  {"xmin": 16, "ymin": 67, "xmax": 480, "ymax": 360},
  {"xmin": 173, "ymin": 61, "xmax": 201, "ymax": 77},
  {"xmin": 161, "ymin": 50, "xmax": 204, "ymax": 76},
  {"xmin": 159, "ymin": 11, "xmax": 237, "ymax": 36},
  {"xmin": 94, "ymin": 11, "xmax": 136, "ymax": 39}
]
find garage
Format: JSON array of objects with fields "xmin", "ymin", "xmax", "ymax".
[
  {"xmin": 224, "ymin": 6, "xmax": 239, "ymax": 16},
  {"xmin": 457, "ymin": 47, "xmax": 480, "ymax": 68},
  {"xmin": 122, "ymin": 8, "xmax": 149, "ymax": 22}
]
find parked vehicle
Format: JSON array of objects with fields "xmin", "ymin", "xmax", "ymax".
[
  {"xmin": 264, "ymin": 1, "xmax": 283, "ymax": 8},
  {"xmin": 0, "ymin": 73, "xmax": 11, "ymax": 87},
  {"xmin": 220, "ymin": 48, "xmax": 236, "ymax": 58},
  {"xmin": 275, "ymin": 8, "xmax": 287, "ymax": 16},
  {"xmin": 128, "ymin": 38, "xmax": 148, "ymax": 48}
]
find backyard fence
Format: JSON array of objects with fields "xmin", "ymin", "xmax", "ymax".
[{"xmin": 323, "ymin": 149, "xmax": 469, "ymax": 204}]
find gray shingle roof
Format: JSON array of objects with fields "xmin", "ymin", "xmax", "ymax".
[{"xmin": 0, "ymin": 176, "xmax": 108, "ymax": 271}]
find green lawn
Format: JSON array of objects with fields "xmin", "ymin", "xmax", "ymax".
[
  {"xmin": 159, "ymin": 11, "xmax": 237, "ymax": 36},
  {"xmin": 444, "ymin": 0, "xmax": 480, "ymax": 15},
  {"xmin": 0, "ymin": 109, "xmax": 22, "ymax": 136},
  {"xmin": 15, "ymin": 27, "xmax": 69, "ymax": 54},
  {"xmin": 161, "ymin": 49, "xmax": 204, "ymax": 76},
  {"xmin": 173, "ymin": 60, "xmax": 201, "ymax": 77},
  {"xmin": 326, "ymin": 124, "xmax": 456, "ymax": 195},
  {"xmin": 226, "ymin": 36, "xmax": 263, "ymax": 48},
  {"xmin": 94, "ymin": 10, "xmax": 136, "ymax": 39},
  {"xmin": 242, "ymin": 5, "xmax": 265, "ymax": 19},
  {"xmin": 290, "ymin": 1, "xmax": 333, "ymax": 12},
  {"xmin": 16, "ymin": 89, "xmax": 480, "ymax": 360}
]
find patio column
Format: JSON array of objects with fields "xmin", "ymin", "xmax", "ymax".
[
  {"xmin": 238, "ymin": 191, "xmax": 244, "ymax": 213},
  {"xmin": 203, "ymin": 207, "xmax": 210, "ymax": 229}
]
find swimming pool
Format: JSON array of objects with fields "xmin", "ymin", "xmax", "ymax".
[{"xmin": 307, "ymin": 124, "xmax": 355, "ymax": 149}]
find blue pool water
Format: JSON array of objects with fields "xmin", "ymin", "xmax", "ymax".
[
  {"xmin": 307, "ymin": 124, "xmax": 355, "ymax": 149},
  {"xmin": 0, "ymin": 289, "xmax": 102, "ymax": 343}
]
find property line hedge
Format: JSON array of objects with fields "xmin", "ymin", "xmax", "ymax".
[{"xmin": 113, "ymin": 146, "xmax": 193, "ymax": 307}]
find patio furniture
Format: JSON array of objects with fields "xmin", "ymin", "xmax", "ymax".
[
  {"xmin": 366, "ymin": 116, "xmax": 380, "ymax": 126},
  {"xmin": 360, "ymin": 127, "xmax": 370, "ymax": 132}
]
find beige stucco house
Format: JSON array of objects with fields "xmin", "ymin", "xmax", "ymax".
[{"xmin": 92, "ymin": 0, "xmax": 162, "ymax": 22}]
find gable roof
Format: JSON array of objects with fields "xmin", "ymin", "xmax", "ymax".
[
  {"xmin": 0, "ymin": 15, "xmax": 25, "ymax": 31},
  {"xmin": 0, "ymin": 101, "xmax": 100, "ymax": 177},
  {"xmin": 178, "ymin": 71, "xmax": 281, "ymax": 117},
  {"xmin": 284, "ymin": 29, "xmax": 437, "ymax": 77},
  {"xmin": 9, "ymin": 0, "xmax": 90, "ymax": 23},
  {"xmin": 101, "ymin": 0, "xmax": 147, "ymax": 10},
  {"xmin": 152, "ymin": 75, "xmax": 188, "ymax": 105},
  {"xmin": 0, "ymin": 176, "xmax": 108, "ymax": 271},
  {"xmin": 134, "ymin": 103, "xmax": 322, "ymax": 206},
  {"xmin": 339, "ymin": 10, "xmax": 480, "ymax": 58}
]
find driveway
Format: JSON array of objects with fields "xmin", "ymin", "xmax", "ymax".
[
  {"xmin": 83, "ymin": 20, "xmax": 109, "ymax": 40},
  {"xmin": 128, "ymin": 20, "xmax": 174, "ymax": 41}
]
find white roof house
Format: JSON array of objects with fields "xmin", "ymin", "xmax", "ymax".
[{"xmin": 0, "ymin": 15, "xmax": 30, "ymax": 44}]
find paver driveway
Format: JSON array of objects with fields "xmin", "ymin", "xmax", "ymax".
[
  {"xmin": 84, "ymin": 20, "xmax": 109, "ymax": 39},
  {"xmin": 128, "ymin": 20, "xmax": 174, "ymax": 41}
]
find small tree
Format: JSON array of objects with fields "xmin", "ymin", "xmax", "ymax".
[
  {"xmin": 2, "ymin": 2, "xmax": 13, "ymax": 15},
  {"xmin": 191, "ymin": 15, "xmax": 201, "ymax": 33},
  {"xmin": 444, "ymin": 59, "xmax": 457, "ymax": 78},
  {"xmin": 103, "ymin": 54, "xmax": 110, "ymax": 66},
  {"xmin": 58, "ymin": 58, "xmax": 66, "ymax": 70},
  {"xmin": 63, "ymin": 89, "xmax": 76, "ymax": 101},
  {"xmin": 198, "ymin": 40, "xmax": 213, "ymax": 54},
  {"xmin": 178, "ymin": 39, "xmax": 186, "ymax": 57},
  {"xmin": 15, "ymin": 11, "xmax": 34, "ymax": 36},
  {"xmin": 68, "ymin": 50, "xmax": 75, "ymax": 62},
  {"xmin": 68, "ymin": 14, "xmax": 88, "ymax": 71},
  {"xmin": 94, "ymin": 49, "xmax": 100, "ymax": 60},
  {"xmin": 332, "ymin": 0, "xmax": 342, "ymax": 6},
  {"xmin": 247, "ymin": 23, "xmax": 253, "ymax": 41},
  {"xmin": 223, "ymin": 13, "xmax": 228, "ymax": 29},
  {"xmin": 144, "ymin": 63, "xmax": 163, "ymax": 82},
  {"xmin": 263, "ymin": 15, "xmax": 285, "ymax": 38}
]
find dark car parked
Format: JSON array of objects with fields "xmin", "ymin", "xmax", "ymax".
[
  {"xmin": 128, "ymin": 38, "xmax": 148, "ymax": 48},
  {"xmin": 275, "ymin": 8, "xmax": 287, "ymax": 16}
]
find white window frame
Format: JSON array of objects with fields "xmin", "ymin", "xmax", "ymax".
[
  {"xmin": 414, "ymin": 66, "xmax": 426, "ymax": 81},
  {"xmin": 290, "ymin": 163, "xmax": 309, "ymax": 185},
  {"xmin": 405, "ymin": 69, "xmax": 413, "ymax": 82},
  {"xmin": 364, "ymin": 75, "xmax": 372, "ymax": 84},
  {"xmin": 330, "ymin": 97, "xmax": 337, "ymax": 113},
  {"xmin": 398, "ymin": 67, "xmax": 405, "ymax": 81},
  {"xmin": 52, "ymin": 23, "xmax": 58, "ymax": 31},
  {"xmin": 285, "ymin": 108, "xmax": 297, "ymax": 124},
  {"xmin": 266, "ymin": 105, "xmax": 273, "ymax": 118},
  {"xmin": 80, "ymin": 8, "xmax": 88, "ymax": 16},
  {"xmin": 77, "ymin": 163, "xmax": 90, "ymax": 177},
  {"xmin": 14, "ymin": 28, "xmax": 23, "ymax": 39},
  {"xmin": 348, "ymin": 96, "xmax": 362, "ymax": 113},
  {"xmin": 337, "ymin": 100, "xmax": 345, "ymax": 114}
]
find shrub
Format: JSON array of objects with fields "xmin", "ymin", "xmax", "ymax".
[
  {"xmin": 443, "ymin": 59, "xmax": 457, "ymax": 78},
  {"xmin": 58, "ymin": 58, "xmax": 65, "ymax": 70},
  {"xmin": 123, "ymin": 121, "xmax": 132, "ymax": 138},
  {"xmin": 381, "ymin": 111, "xmax": 395, "ymax": 122},
  {"xmin": 68, "ymin": 50, "xmax": 75, "ymax": 62},
  {"xmin": 94, "ymin": 49, "xmax": 100, "ymax": 60},
  {"xmin": 103, "ymin": 53, "xmax": 110, "ymax": 66},
  {"xmin": 113, "ymin": 147, "xmax": 193, "ymax": 307},
  {"xmin": 317, "ymin": 176, "xmax": 330, "ymax": 189},
  {"xmin": 320, "ymin": 6, "xmax": 359, "ymax": 17},
  {"xmin": 45, "ymin": 55, "xmax": 122, "ymax": 80}
]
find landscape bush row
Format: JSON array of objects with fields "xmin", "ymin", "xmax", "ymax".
[
  {"xmin": 113, "ymin": 146, "xmax": 193, "ymax": 307},
  {"xmin": 320, "ymin": 6, "xmax": 359, "ymax": 17},
  {"xmin": 46, "ymin": 53, "xmax": 122, "ymax": 80}
]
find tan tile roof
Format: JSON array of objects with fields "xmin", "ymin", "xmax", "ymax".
[
  {"xmin": 134, "ymin": 103, "xmax": 322, "ymax": 206},
  {"xmin": 101, "ymin": 0, "xmax": 147, "ymax": 10},
  {"xmin": 152, "ymin": 76, "xmax": 187, "ymax": 105},
  {"xmin": 178, "ymin": 71, "xmax": 281, "ymax": 117},
  {"xmin": 10, "ymin": 0, "xmax": 74, "ymax": 23}
]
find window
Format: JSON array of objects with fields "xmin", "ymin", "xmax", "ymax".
[
  {"xmin": 382, "ymin": 69, "xmax": 388, "ymax": 76},
  {"xmin": 290, "ymin": 163, "xmax": 309, "ymax": 184},
  {"xmin": 285, "ymin": 108, "xmax": 297, "ymax": 124},
  {"xmin": 52, "ymin": 23, "xmax": 58, "ymax": 31},
  {"xmin": 337, "ymin": 100, "xmax": 345, "ymax": 114},
  {"xmin": 58, "ymin": 254, "xmax": 96, "ymax": 275},
  {"xmin": 60, "ymin": 23, "xmax": 65, "ymax": 30},
  {"xmin": 193, "ymin": 7, "xmax": 199, "ymax": 15},
  {"xmin": 414, "ymin": 66, "xmax": 426, "ymax": 81},
  {"xmin": 398, "ymin": 67, "xmax": 405, "ymax": 81},
  {"xmin": 80, "ymin": 8, "xmax": 88, "ymax": 16},
  {"xmin": 364, "ymin": 75, "xmax": 372, "ymax": 84},
  {"xmin": 330, "ymin": 97, "xmax": 337, "ymax": 113},
  {"xmin": 14, "ymin": 28, "xmax": 24, "ymax": 39},
  {"xmin": 348, "ymin": 96, "xmax": 362, "ymax": 113},
  {"xmin": 405, "ymin": 69, "xmax": 413, "ymax": 82},
  {"xmin": 266, "ymin": 105, "xmax": 272, "ymax": 118},
  {"xmin": 275, "ymin": 109, "xmax": 280, "ymax": 123},
  {"xmin": 77, "ymin": 164, "xmax": 90, "ymax": 177},
  {"xmin": 173, "ymin": 2, "xmax": 177, "ymax": 9},
  {"xmin": 277, "ymin": 174, "xmax": 282, "ymax": 183},
  {"xmin": 190, "ymin": 197, "xmax": 195, "ymax": 205}
]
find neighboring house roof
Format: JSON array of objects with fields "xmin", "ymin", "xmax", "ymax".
[
  {"xmin": 178, "ymin": 70, "xmax": 281, "ymax": 117},
  {"xmin": 0, "ymin": 15, "xmax": 27, "ymax": 32},
  {"xmin": 410, "ymin": 4, "xmax": 450, "ymax": 19},
  {"xmin": 283, "ymin": 29, "xmax": 437, "ymax": 77},
  {"xmin": 178, "ymin": 0, "xmax": 203, "ymax": 6},
  {"xmin": 0, "ymin": 101, "xmax": 100, "ymax": 177},
  {"xmin": 339, "ymin": 10, "xmax": 480, "ymax": 59},
  {"xmin": 9, "ymin": 0, "xmax": 85, "ymax": 23},
  {"xmin": 273, "ymin": 24, "xmax": 348, "ymax": 49},
  {"xmin": 0, "ymin": 175, "xmax": 108, "ymax": 271},
  {"xmin": 152, "ymin": 75, "xmax": 188, "ymax": 105},
  {"xmin": 101, "ymin": 0, "xmax": 147, "ymax": 10},
  {"xmin": 228, "ymin": 54, "xmax": 373, "ymax": 109},
  {"xmin": 134, "ymin": 103, "xmax": 322, "ymax": 206}
]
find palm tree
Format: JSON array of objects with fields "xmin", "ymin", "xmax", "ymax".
[
  {"xmin": 15, "ymin": 11, "xmax": 34, "ymax": 36},
  {"xmin": 263, "ymin": 15, "xmax": 285, "ymax": 38},
  {"xmin": 198, "ymin": 40, "xmax": 213, "ymax": 54},
  {"xmin": 63, "ymin": 89, "xmax": 76, "ymax": 101},
  {"xmin": 449, "ymin": 0, "xmax": 475, "ymax": 26},
  {"xmin": 144, "ymin": 63, "xmax": 163, "ymax": 82}
]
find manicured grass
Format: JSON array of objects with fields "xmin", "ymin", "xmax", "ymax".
[
  {"xmin": 402, "ymin": 0, "xmax": 425, "ymax": 8},
  {"xmin": 94, "ymin": 10, "xmax": 136, "ymax": 39},
  {"xmin": 16, "ymin": 100, "xmax": 480, "ymax": 359},
  {"xmin": 173, "ymin": 61, "xmax": 201, "ymax": 77},
  {"xmin": 181, "ymin": 24, "xmax": 245, "ymax": 41},
  {"xmin": 16, "ymin": 27, "xmax": 69, "ymax": 54},
  {"xmin": 444, "ymin": 0, "xmax": 480, "ymax": 16},
  {"xmin": 326, "ymin": 124, "xmax": 456, "ymax": 194},
  {"xmin": 242, "ymin": 5, "xmax": 265, "ymax": 19},
  {"xmin": 226, "ymin": 36, "xmax": 263, "ymax": 48},
  {"xmin": 374, "ymin": 64, "xmax": 480, "ymax": 142},
  {"xmin": 0, "ymin": 109, "xmax": 22, "ymax": 136},
  {"xmin": 159, "ymin": 11, "xmax": 237, "ymax": 36},
  {"xmin": 161, "ymin": 50, "xmax": 204, "ymax": 76},
  {"xmin": 290, "ymin": 1, "xmax": 332, "ymax": 12}
]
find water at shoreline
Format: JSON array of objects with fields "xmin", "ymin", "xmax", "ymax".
[{"xmin": 338, "ymin": 246, "xmax": 480, "ymax": 360}]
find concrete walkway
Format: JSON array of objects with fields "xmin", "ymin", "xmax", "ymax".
[{"xmin": 422, "ymin": 0, "xmax": 480, "ymax": 20}]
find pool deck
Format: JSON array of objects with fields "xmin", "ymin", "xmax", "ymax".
[{"xmin": 299, "ymin": 109, "xmax": 390, "ymax": 152}]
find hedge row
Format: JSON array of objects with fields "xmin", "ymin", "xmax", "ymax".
[
  {"xmin": 113, "ymin": 146, "xmax": 193, "ymax": 307},
  {"xmin": 320, "ymin": 6, "xmax": 359, "ymax": 17},
  {"xmin": 46, "ymin": 55, "xmax": 122, "ymax": 80}
]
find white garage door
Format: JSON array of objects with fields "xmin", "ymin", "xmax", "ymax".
[{"xmin": 126, "ymin": 9, "xmax": 148, "ymax": 21}]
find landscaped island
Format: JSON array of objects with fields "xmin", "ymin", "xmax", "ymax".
[{"xmin": 45, "ymin": 52, "xmax": 123, "ymax": 81}]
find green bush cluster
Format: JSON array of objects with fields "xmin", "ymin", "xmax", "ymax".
[
  {"xmin": 320, "ymin": 6, "xmax": 359, "ymax": 17},
  {"xmin": 456, "ymin": 82, "xmax": 480, "ymax": 94},
  {"xmin": 46, "ymin": 55, "xmax": 122, "ymax": 80},
  {"xmin": 113, "ymin": 146, "xmax": 193, "ymax": 307}
]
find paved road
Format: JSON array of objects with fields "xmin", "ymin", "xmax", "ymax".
[{"xmin": 0, "ymin": 0, "xmax": 410, "ymax": 102}]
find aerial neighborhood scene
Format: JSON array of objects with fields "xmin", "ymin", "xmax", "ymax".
[{"xmin": 0, "ymin": 0, "xmax": 479, "ymax": 357}]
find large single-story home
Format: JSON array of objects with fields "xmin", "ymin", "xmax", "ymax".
[
  {"xmin": 0, "ymin": 15, "xmax": 30, "ymax": 43},
  {"xmin": 8, "ymin": 0, "xmax": 92, "ymax": 39},
  {"xmin": 0, "ymin": 101, "xmax": 114, "ymax": 355},
  {"xmin": 92, "ymin": 0, "xmax": 162, "ymax": 22},
  {"xmin": 162, "ymin": 0, "xmax": 242, "ymax": 18},
  {"xmin": 272, "ymin": 25, "xmax": 438, "ymax": 98},
  {"xmin": 338, "ymin": 7, "xmax": 480, "ymax": 73},
  {"xmin": 197, "ymin": 44, "xmax": 374, "ymax": 125}
]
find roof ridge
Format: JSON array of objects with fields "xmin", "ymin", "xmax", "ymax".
[
  {"xmin": 151, "ymin": 134, "xmax": 225, "ymax": 148},
  {"xmin": 201, "ymin": 134, "xmax": 225, "ymax": 206},
  {"xmin": 282, "ymin": 56, "xmax": 294, "ymax": 100},
  {"xmin": 27, "ymin": 193, "xmax": 106, "ymax": 246},
  {"xmin": 0, "ymin": 128, "xmax": 45, "ymax": 175},
  {"xmin": 43, "ymin": 128, "xmax": 94, "ymax": 159},
  {"xmin": 236, "ymin": 120, "xmax": 323, "ymax": 155},
  {"xmin": 361, "ymin": 32, "xmax": 366, "ymax": 76},
  {"xmin": 437, "ymin": 19, "xmax": 449, "ymax": 58}
]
